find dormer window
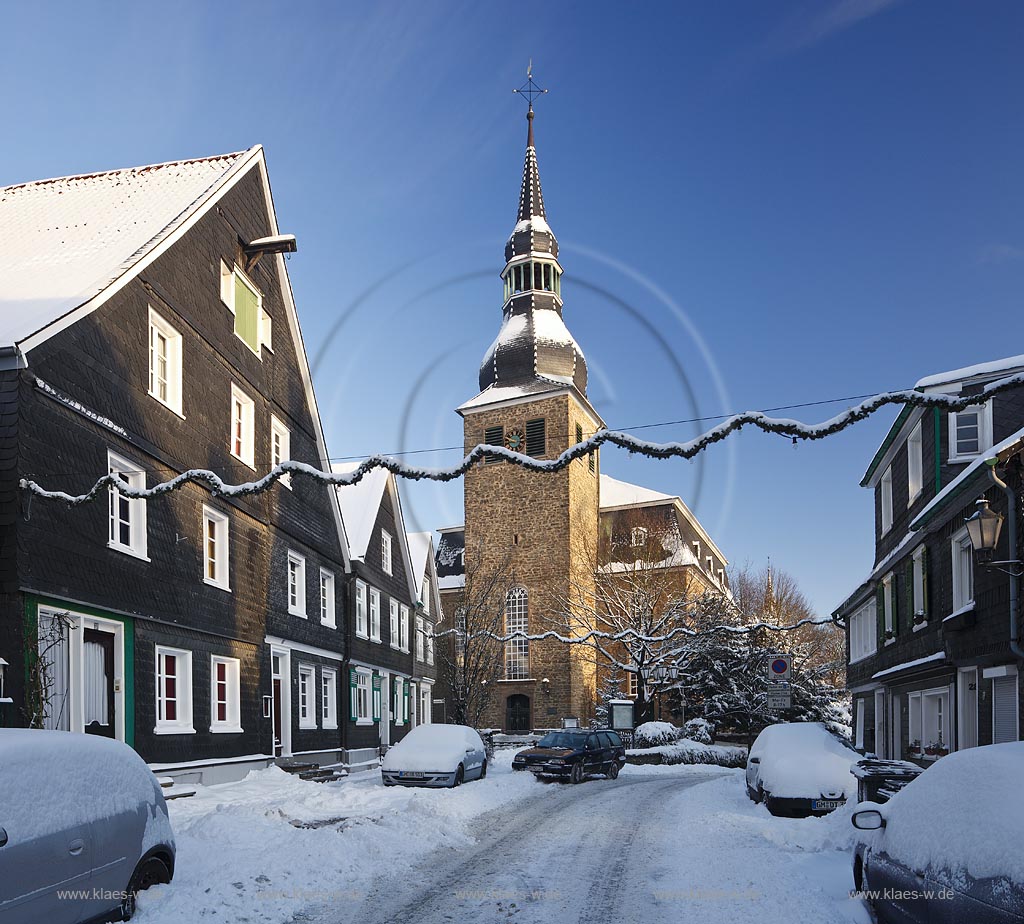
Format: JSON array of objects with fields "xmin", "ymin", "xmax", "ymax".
[
  {"xmin": 949, "ymin": 403, "xmax": 992, "ymax": 462},
  {"xmin": 630, "ymin": 527, "xmax": 648, "ymax": 548}
]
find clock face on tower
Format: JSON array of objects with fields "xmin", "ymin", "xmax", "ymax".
[{"xmin": 505, "ymin": 428, "xmax": 525, "ymax": 452}]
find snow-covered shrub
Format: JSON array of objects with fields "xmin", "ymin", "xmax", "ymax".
[
  {"xmin": 682, "ymin": 717, "xmax": 715, "ymax": 745},
  {"xmin": 626, "ymin": 739, "xmax": 747, "ymax": 768},
  {"xmin": 633, "ymin": 721, "xmax": 683, "ymax": 748}
]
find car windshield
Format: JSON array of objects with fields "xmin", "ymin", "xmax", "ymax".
[{"xmin": 536, "ymin": 732, "xmax": 587, "ymax": 749}]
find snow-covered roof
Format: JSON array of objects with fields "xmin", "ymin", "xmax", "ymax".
[
  {"xmin": 406, "ymin": 531, "xmax": 433, "ymax": 590},
  {"xmin": 457, "ymin": 377, "xmax": 572, "ymax": 413},
  {"xmin": 332, "ymin": 462, "xmax": 390, "ymax": 561},
  {"xmin": 872, "ymin": 651, "xmax": 945, "ymax": 679},
  {"xmin": 0, "ymin": 148, "xmax": 255, "ymax": 347},
  {"xmin": 915, "ymin": 353, "xmax": 1024, "ymax": 390},
  {"xmin": 599, "ymin": 473, "xmax": 674, "ymax": 510}
]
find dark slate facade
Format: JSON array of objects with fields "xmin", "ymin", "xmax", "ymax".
[
  {"xmin": 0, "ymin": 152, "xmax": 348, "ymax": 783},
  {"xmin": 835, "ymin": 364, "xmax": 1024, "ymax": 765}
]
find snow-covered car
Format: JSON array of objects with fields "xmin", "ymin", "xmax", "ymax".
[
  {"xmin": 381, "ymin": 724, "xmax": 487, "ymax": 787},
  {"xmin": 745, "ymin": 722, "xmax": 857, "ymax": 817},
  {"xmin": 511, "ymin": 729, "xmax": 626, "ymax": 782},
  {"xmin": 0, "ymin": 729, "xmax": 175, "ymax": 923},
  {"xmin": 851, "ymin": 742, "xmax": 1024, "ymax": 924}
]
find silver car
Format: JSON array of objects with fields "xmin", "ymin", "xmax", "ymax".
[
  {"xmin": 381, "ymin": 724, "xmax": 488, "ymax": 787},
  {"xmin": 0, "ymin": 729, "xmax": 176, "ymax": 923}
]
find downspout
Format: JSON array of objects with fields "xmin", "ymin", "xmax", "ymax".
[{"xmin": 986, "ymin": 461, "xmax": 1024, "ymax": 662}]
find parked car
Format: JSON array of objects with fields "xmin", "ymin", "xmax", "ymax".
[
  {"xmin": 851, "ymin": 742, "xmax": 1024, "ymax": 924},
  {"xmin": 381, "ymin": 724, "xmax": 487, "ymax": 788},
  {"xmin": 511, "ymin": 729, "xmax": 626, "ymax": 782},
  {"xmin": 745, "ymin": 722, "xmax": 857, "ymax": 817},
  {"xmin": 0, "ymin": 729, "xmax": 175, "ymax": 924}
]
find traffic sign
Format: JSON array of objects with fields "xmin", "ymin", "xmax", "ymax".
[
  {"xmin": 767, "ymin": 689, "xmax": 792, "ymax": 710},
  {"xmin": 767, "ymin": 654, "xmax": 792, "ymax": 682}
]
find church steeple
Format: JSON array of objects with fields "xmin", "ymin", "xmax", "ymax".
[{"xmin": 477, "ymin": 76, "xmax": 588, "ymax": 397}]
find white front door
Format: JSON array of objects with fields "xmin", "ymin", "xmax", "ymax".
[
  {"xmin": 874, "ymin": 689, "xmax": 886, "ymax": 758},
  {"xmin": 891, "ymin": 692, "xmax": 902, "ymax": 759},
  {"xmin": 380, "ymin": 672, "xmax": 390, "ymax": 747}
]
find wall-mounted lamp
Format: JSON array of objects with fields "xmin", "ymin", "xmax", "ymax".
[
  {"xmin": 244, "ymin": 234, "xmax": 297, "ymax": 271},
  {"xmin": 541, "ymin": 677, "xmax": 550, "ymax": 695}
]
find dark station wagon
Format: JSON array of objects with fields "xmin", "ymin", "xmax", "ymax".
[{"xmin": 512, "ymin": 729, "xmax": 626, "ymax": 783}]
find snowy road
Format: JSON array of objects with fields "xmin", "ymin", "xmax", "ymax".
[{"xmin": 314, "ymin": 766, "xmax": 870, "ymax": 924}]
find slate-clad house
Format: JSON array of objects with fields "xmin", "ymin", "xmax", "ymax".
[
  {"xmin": 834, "ymin": 356, "xmax": 1024, "ymax": 762},
  {"xmin": 0, "ymin": 147, "xmax": 349, "ymax": 783},
  {"xmin": 334, "ymin": 464, "xmax": 435, "ymax": 767},
  {"xmin": 407, "ymin": 530, "xmax": 440, "ymax": 726}
]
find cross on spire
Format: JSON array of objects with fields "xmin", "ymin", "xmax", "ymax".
[{"xmin": 513, "ymin": 61, "xmax": 548, "ymax": 112}]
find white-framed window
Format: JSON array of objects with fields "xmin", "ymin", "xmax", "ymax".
[
  {"xmin": 399, "ymin": 604, "xmax": 410, "ymax": 652},
  {"xmin": 907, "ymin": 688, "xmax": 951, "ymax": 754},
  {"xmin": 298, "ymin": 664, "xmax": 316, "ymax": 728},
  {"xmin": 420, "ymin": 687, "xmax": 431, "ymax": 725},
  {"xmin": 952, "ymin": 527, "xmax": 974, "ymax": 612},
  {"xmin": 505, "ymin": 587, "xmax": 529, "ymax": 680},
  {"xmin": 630, "ymin": 526, "xmax": 647, "ymax": 547},
  {"xmin": 148, "ymin": 307, "xmax": 183, "ymax": 415},
  {"xmin": 270, "ymin": 415, "xmax": 291, "ymax": 489},
  {"xmin": 882, "ymin": 574, "xmax": 895, "ymax": 639},
  {"xmin": 389, "ymin": 598, "xmax": 400, "ymax": 649},
  {"xmin": 287, "ymin": 551, "xmax": 307, "ymax": 617},
  {"xmin": 369, "ymin": 587, "xmax": 381, "ymax": 642},
  {"xmin": 155, "ymin": 646, "xmax": 194, "ymax": 734},
  {"xmin": 210, "ymin": 655, "xmax": 242, "ymax": 733},
  {"xmin": 393, "ymin": 676, "xmax": 404, "ymax": 726},
  {"xmin": 908, "ymin": 692, "xmax": 922, "ymax": 751},
  {"xmin": 849, "ymin": 599, "xmax": 878, "ymax": 663},
  {"xmin": 220, "ymin": 261, "xmax": 271, "ymax": 356},
  {"xmin": 355, "ymin": 580, "xmax": 368, "ymax": 638},
  {"xmin": 880, "ymin": 465, "xmax": 893, "ymax": 535},
  {"xmin": 912, "ymin": 545, "xmax": 928, "ymax": 622},
  {"xmin": 717, "ymin": 568, "xmax": 725, "ymax": 586},
  {"xmin": 855, "ymin": 698, "xmax": 865, "ymax": 750},
  {"xmin": 321, "ymin": 668, "xmax": 338, "ymax": 729},
  {"xmin": 202, "ymin": 506, "xmax": 230, "ymax": 590},
  {"xmin": 705, "ymin": 556, "xmax": 714, "ymax": 574},
  {"xmin": 355, "ymin": 668, "xmax": 372, "ymax": 725},
  {"xmin": 381, "ymin": 531, "xmax": 393, "ymax": 575},
  {"xmin": 692, "ymin": 541, "xmax": 701, "ymax": 561},
  {"xmin": 907, "ymin": 421, "xmax": 923, "ymax": 504},
  {"xmin": 426, "ymin": 624, "xmax": 434, "ymax": 665},
  {"xmin": 415, "ymin": 616, "xmax": 425, "ymax": 661},
  {"xmin": 949, "ymin": 402, "xmax": 993, "ymax": 462},
  {"xmin": 229, "ymin": 384, "xmax": 255, "ymax": 469},
  {"xmin": 422, "ymin": 577, "xmax": 431, "ymax": 616},
  {"xmin": 107, "ymin": 450, "xmax": 148, "ymax": 560},
  {"xmin": 319, "ymin": 568, "xmax": 335, "ymax": 627},
  {"xmin": 627, "ymin": 667, "xmax": 638, "ymax": 698}
]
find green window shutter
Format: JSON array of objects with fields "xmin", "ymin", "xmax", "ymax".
[
  {"xmin": 876, "ymin": 584, "xmax": 886, "ymax": 643},
  {"xmin": 526, "ymin": 418, "xmax": 546, "ymax": 457},
  {"xmin": 349, "ymin": 669, "xmax": 358, "ymax": 721},
  {"xmin": 234, "ymin": 273, "xmax": 260, "ymax": 353},
  {"xmin": 891, "ymin": 574, "xmax": 900, "ymax": 636},
  {"xmin": 920, "ymin": 547, "xmax": 929, "ymax": 617},
  {"xmin": 484, "ymin": 425, "xmax": 504, "ymax": 465},
  {"xmin": 372, "ymin": 673, "xmax": 381, "ymax": 722}
]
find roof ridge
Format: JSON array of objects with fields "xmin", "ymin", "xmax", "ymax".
[{"xmin": 1, "ymin": 146, "xmax": 258, "ymax": 194}]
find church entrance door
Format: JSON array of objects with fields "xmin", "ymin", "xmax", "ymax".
[{"xmin": 506, "ymin": 694, "xmax": 531, "ymax": 733}]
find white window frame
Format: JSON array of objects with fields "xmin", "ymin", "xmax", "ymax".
[
  {"xmin": 389, "ymin": 598, "xmax": 400, "ymax": 649},
  {"xmin": 107, "ymin": 450, "xmax": 148, "ymax": 560},
  {"xmin": 949, "ymin": 402, "xmax": 993, "ymax": 463},
  {"xmin": 154, "ymin": 646, "xmax": 194, "ymax": 735},
  {"xmin": 381, "ymin": 531, "xmax": 393, "ymax": 575},
  {"xmin": 399, "ymin": 604, "xmax": 410, "ymax": 652},
  {"xmin": 393, "ymin": 676, "xmax": 404, "ymax": 726},
  {"xmin": 270, "ymin": 415, "xmax": 292, "ymax": 489},
  {"xmin": 321, "ymin": 668, "xmax": 338, "ymax": 729},
  {"xmin": 369, "ymin": 588, "xmax": 382, "ymax": 642},
  {"xmin": 630, "ymin": 526, "xmax": 647, "ymax": 547},
  {"xmin": 355, "ymin": 580, "xmax": 368, "ymax": 638},
  {"xmin": 951, "ymin": 527, "xmax": 974, "ymax": 612},
  {"xmin": 220, "ymin": 261, "xmax": 271, "ymax": 357},
  {"xmin": 415, "ymin": 615, "xmax": 425, "ymax": 662},
  {"xmin": 880, "ymin": 465, "xmax": 893, "ymax": 535},
  {"xmin": 505, "ymin": 587, "xmax": 530, "ymax": 680},
  {"xmin": 355, "ymin": 667, "xmax": 372, "ymax": 726},
  {"xmin": 921, "ymin": 687, "xmax": 950, "ymax": 753},
  {"xmin": 426, "ymin": 624, "xmax": 434, "ymax": 665},
  {"xmin": 210, "ymin": 655, "xmax": 242, "ymax": 733},
  {"xmin": 202, "ymin": 506, "xmax": 230, "ymax": 591},
  {"xmin": 420, "ymin": 686, "xmax": 431, "ymax": 726},
  {"xmin": 907, "ymin": 421, "xmax": 923, "ymax": 504},
  {"xmin": 912, "ymin": 545, "xmax": 927, "ymax": 624},
  {"xmin": 319, "ymin": 568, "xmax": 336, "ymax": 627},
  {"xmin": 907, "ymin": 692, "xmax": 922, "ymax": 751},
  {"xmin": 855, "ymin": 698, "xmax": 865, "ymax": 750},
  {"xmin": 849, "ymin": 599, "xmax": 877, "ymax": 664},
  {"xmin": 288, "ymin": 550, "xmax": 307, "ymax": 617},
  {"xmin": 882, "ymin": 574, "xmax": 895, "ymax": 639},
  {"xmin": 298, "ymin": 664, "xmax": 316, "ymax": 729},
  {"xmin": 147, "ymin": 307, "xmax": 183, "ymax": 416},
  {"xmin": 422, "ymin": 577, "xmax": 431, "ymax": 616},
  {"xmin": 229, "ymin": 383, "xmax": 255, "ymax": 469}
]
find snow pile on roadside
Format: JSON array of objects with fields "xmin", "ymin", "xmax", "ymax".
[
  {"xmin": 627, "ymin": 738, "xmax": 747, "ymax": 768},
  {"xmin": 135, "ymin": 753, "xmax": 541, "ymax": 924}
]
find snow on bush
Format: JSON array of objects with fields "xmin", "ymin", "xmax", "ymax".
[
  {"xmin": 683, "ymin": 717, "xmax": 715, "ymax": 745},
  {"xmin": 627, "ymin": 738, "xmax": 747, "ymax": 768},
  {"xmin": 633, "ymin": 721, "xmax": 683, "ymax": 748}
]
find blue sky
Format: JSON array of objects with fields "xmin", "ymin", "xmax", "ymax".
[{"xmin": 4, "ymin": 1, "xmax": 1023, "ymax": 615}]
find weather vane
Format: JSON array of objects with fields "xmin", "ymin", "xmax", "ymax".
[{"xmin": 513, "ymin": 59, "xmax": 548, "ymax": 111}]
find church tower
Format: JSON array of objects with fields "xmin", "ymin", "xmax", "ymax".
[{"xmin": 457, "ymin": 88, "xmax": 603, "ymax": 732}]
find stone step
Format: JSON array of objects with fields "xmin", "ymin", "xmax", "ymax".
[
  {"xmin": 298, "ymin": 768, "xmax": 346, "ymax": 783},
  {"xmin": 279, "ymin": 761, "xmax": 319, "ymax": 775},
  {"xmin": 163, "ymin": 785, "xmax": 197, "ymax": 800}
]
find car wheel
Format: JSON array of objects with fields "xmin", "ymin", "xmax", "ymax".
[
  {"xmin": 764, "ymin": 794, "xmax": 784, "ymax": 817},
  {"xmin": 570, "ymin": 762, "xmax": 584, "ymax": 784},
  {"xmin": 120, "ymin": 855, "xmax": 171, "ymax": 921},
  {"xmin": 453, "ymin": 764, "xmax": 465, "ymax": 787},
  {"xmin": 746, "ymin": 784, "xmax": 759, "ymax": 802},
  {"xmin": 606, "ymin": 762, "xmax": 619, "ymax": 780},
  {"xmin": 479, "ymin": 760, "xmax": 487, "ymax": 779}
]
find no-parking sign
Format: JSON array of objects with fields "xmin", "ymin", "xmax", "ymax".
[{"xmin": 767, "ymin": 654, "xmax": 792, "ymax": 682}]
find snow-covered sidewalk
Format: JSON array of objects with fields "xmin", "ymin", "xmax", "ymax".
[{"xmin": 135, "ymin": 751, "xmax": 541, "ymax": 923}]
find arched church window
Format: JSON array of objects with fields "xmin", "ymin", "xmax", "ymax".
[
  {"xmin": 533, "ymin": 262, "xmax": 543, "ymax": 290},
  {"xmin": 505, "ymin": 587, "xmax": 529, "ymax": 680}
]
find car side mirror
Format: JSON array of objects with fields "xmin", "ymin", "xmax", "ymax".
[
  {"xmin": 465, "ymin": 747, "xmax": 474, "ymax": 754},
  {"xmin": 852, "ymin": 809, "xmax": 886, "ymax": 831},
  {"xmin": 749, "ymin": 756, "xmax": 760, "ymax": 764},
  {"xmin": 0, "ymin": 827, "xmax": 7, "ymax": 848}
]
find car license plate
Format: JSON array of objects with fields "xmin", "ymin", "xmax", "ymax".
[
  {"xmin": 399, "ymin": 771, "xmax": 424, "ymax": 779},
  {"xmin": 812, "ymin": 799, "xmax": 843, "ymax": 811}
]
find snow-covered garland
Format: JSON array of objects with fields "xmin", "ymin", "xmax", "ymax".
[{"xmin": 22, "ymin": 372, "xmax": 1024, "ymax": 508}]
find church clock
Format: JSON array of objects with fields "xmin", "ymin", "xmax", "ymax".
[{"xmin": 505, "ymin": 428, "xmax": 525, "ymax": 452}]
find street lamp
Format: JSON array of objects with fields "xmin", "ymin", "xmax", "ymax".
[{"xmin": 965, "ymin": 498, "xmax": 1003, "ymax": 560}]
